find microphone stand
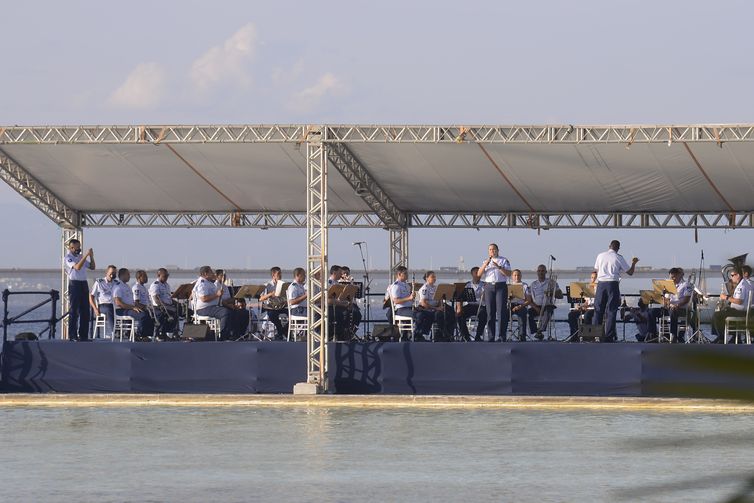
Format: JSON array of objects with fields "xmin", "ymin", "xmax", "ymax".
[{"xmin": 356, "ymin": 242, "xmax": 372, "ymax": 340}]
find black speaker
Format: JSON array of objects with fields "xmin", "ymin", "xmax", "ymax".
[
  {"xmin": 181, "ymin": 324, "xmax": 211, "ymax": 341},
  {"xmin": 372, "ymin": 324, "xmax": 399, "ymax": 341},
  {"xmin": 579, "ymin": 324, "xmax": 604, "ymax": 342}
]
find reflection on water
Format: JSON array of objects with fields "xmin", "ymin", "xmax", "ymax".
[{"xmin": 0, "ymin": 407, "xmax": 752, "ymax": 502}]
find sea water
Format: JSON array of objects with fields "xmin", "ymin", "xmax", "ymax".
[{"xmin": 0, "ymin": 406, "xmax": 751, "ymax": 502}]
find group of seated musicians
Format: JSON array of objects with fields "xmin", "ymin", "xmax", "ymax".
[
  {"xmin": 388, "ymin": 263, "xmax": 563, "ymax": 342},
  {"xmin": 89, "ymin": 266, "xmax": 177, "ymax": 341}
]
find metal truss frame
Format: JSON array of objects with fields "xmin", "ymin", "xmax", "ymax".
[
  {"xmin": 408, "ymin": 212, "xmax": 754, "ymax": 229},
  {"xmin": 0, "ymin": 147, "xmax": 80, "ymax": 228},
  {"xmin": 3, "ymin": 124, "xmax": 754, "ymax": 145},
  {"xmin": 388, "ymin": 228, "xmax": 409, "ymax": 274},
  {"xmin": 304, "ymin": 129, "xmax": 328, "ymax": 391},
  {"xmin": 80, "ymin": 211, "xmax": 382, "ymax": 228},
  {"xmin": 326, "ymin": 142, "xmax": 406, "ymax": 228},
  {"xmin": 60, "ymin": 228, "xmax": 82, "ymax": 340},
  {"xmin": 46, "ymin": 211, "xmax": 754, "ymax": 230}
]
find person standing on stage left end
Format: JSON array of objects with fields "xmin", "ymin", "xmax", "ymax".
[{"xmin": 64, "ymin": 239, "xmax": 95, "ymax": 341}]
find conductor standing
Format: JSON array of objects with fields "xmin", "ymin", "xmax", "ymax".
[
  {"xmin": 64, "ymin": 239, "xmax": 95, "ymax": 341},
  {"xmin": 592, "ymin": 240, "xmax": 638, "ymax": 341}
]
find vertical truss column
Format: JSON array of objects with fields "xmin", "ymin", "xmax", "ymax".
[
  {"xmin": 388, "ymin": 227, "xmax": 409, "ymax": 276},
  {"xmin": 295, "ymin": 127, "xmax": 329, "ymax": 394},
  {"xmin": 60, "ymin": 227, "xmax": 82, "ymax": 340}
]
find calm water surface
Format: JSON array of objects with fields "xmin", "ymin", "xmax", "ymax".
[{"xmin": 0, "ymin": 407, "xmax": 751, "ymax": 502}]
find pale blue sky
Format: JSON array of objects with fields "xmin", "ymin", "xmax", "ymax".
[{"xmin": 1, "ymin": 0, "xmax": 753, "ymax": 270}]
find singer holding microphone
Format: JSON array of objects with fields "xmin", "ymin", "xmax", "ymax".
[
  {"xmin": 480, "ymin": 243, "xmax": 511, "ymax": 342},
  {"xmin": 592, "ymin": 240, "xmax": 638, "ymax": 342}
]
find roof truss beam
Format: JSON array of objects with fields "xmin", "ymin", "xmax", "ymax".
[
  {"xmin": 326, "ymin": 142, "xmax": 406, "ymax": 228},
  {"xmin": 0, "ymin": 147, "xmax": 79, "ymax": 228},
  {"xmin": 77, "ymin": 211, "xmax": 752, "ymax": 229},
  {"xmin": 2, "ymin": 124, "xmax": 754, "ymax": 144}
]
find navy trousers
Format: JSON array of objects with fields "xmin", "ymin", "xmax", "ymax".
[
  {"xmin": 68, "ymin": 280, "xmax": 90, "ymax": 340},
  {"xmin": 483, "ymin": 282, "xmax": 508, "ymax": 342},
  {"xmin": 593, "ymin": 281, "xmax": 620, "ymax": 341}
]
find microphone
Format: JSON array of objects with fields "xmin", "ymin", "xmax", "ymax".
[
  {"xmin": 352, "ymin": 241, "xmax": 365, "ymax": 246},
  {"xmin": 550, "ymin": 255, "xmax": 557, "ymax": 261}
]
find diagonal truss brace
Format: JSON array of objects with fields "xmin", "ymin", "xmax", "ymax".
[
  {"xmin": 326, "ymin": 142, "xmax": 406, "ymax": 228},
  {"xmin": 0, "ymin": 148, "xmax": 79, "ymax": 228}
]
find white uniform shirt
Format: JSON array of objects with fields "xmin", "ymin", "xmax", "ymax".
[
  {"xmin": 132, "ymin": 282, "xmax": 149, "ymax": 305},
  {"xmin": 594, "ymin": 249, "xmax": 630, "ymax": 282},
  {"xmin": 418, "ymin": 282, "xmax": 439, "ymax": 308},
  {"xmin": 192, "ymin": 277, "xmax": 218, "ymax": 310},
  {"xmin": 112, "ymin": 281, "xmax": 134, "ymax": 307},
  {"xmin": 287, "ymin": 281, "xmax": 307, "ymax": 308},
  {"xmin": 669, "ymin": 280, "xmax": 692, "ymax": 307},
  {"xmin": 64, "ymin": 252, "xmax": 90, "ymax": 281},
  {"xmin": 731, "ymin": 280, "xmax": 752, "ymax": 312},
  {"xmin": 479, "ymin": 256, "xmax": 510, "ymax": 283},
  {"xmin": 389, "ymin": 280, "xmax": 412, "ymax": 309},
  {"xmin": 509, "ymin": 281, "xmax": 530, "ymax": 306},
  {"xmin": 529, "ymin": 278, "xmax": 561, "ymax": 307},
  {"xmin": 149, "ymin": 280, "xmax": 173, "ymax": 306},
  {"xmin": 464, "ymin": 281, "xmax": 484, "ymax": 303},
  {"xmin": 90, "ymin": 278, "xmax": 116, "ymax": 305},
  {"xmin": 214, "ymin": 280, "xmax": 231, "ymax": 302}
]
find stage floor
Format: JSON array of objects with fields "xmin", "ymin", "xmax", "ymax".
[{"xmin": 2, "ymin": 340, "xmax": 752, "ymax": 396}]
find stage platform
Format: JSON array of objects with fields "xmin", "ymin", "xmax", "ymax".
[{"xmin": 1, "ymin": 341, "xmax": 752, "ymax": 396}]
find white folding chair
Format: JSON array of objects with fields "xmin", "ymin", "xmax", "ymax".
[
  {"xmin": 391, "ymin": 299, "xmax": 415, "ymax": 341},
  {"xmin": 113, "ymin": 314, "xmax": 136, "ymax": 342},
  {"xmin": 93, "ymin": 313, "xmax": 108, "ymax": 339},
  {"xmin": 287, "ymin": 304, "xmax": 308, "ymax": 342},
  {"xmin": 725, "ymin": 293, "xmax": 752, "ymax": 344},
  {"xmin": 191, "ymin": 298, "xmax": 221, "ymax": 341}
]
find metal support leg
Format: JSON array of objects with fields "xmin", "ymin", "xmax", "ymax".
[
  {"xmin": 388, "ymin": 227, "xmax": 409, "ymax": 274},
  {"xmin": 61, "ymin": 227, "xmax": 82, "ymax": 340},
  {"xmin": 294, "ymin": 127, "xmax": 329, "ymax": 394}
]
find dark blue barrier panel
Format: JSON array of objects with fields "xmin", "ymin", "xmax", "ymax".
[
  {"xmin": 4, "ymin": 340, "xmax": 754, "ymax": 395},
  {"xmin": 1, "ymin": 341, "xmax": 132, "ymax": 393},
  {"xmin": 510, "ymin": 343, "xmax": 643, "ymax": 396},
  {"xmin": 331, "ymin": 342, "xmax": 512, "ymax": 394}
]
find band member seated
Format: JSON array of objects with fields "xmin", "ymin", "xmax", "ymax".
[
  {"xmin": 417, "ymin": 271, "xmax": 455, "ymax": 342},
  {"xmin": 132, "ymin": 270, "xmax": 151, "ymax": 312},
  {"xmin": 456, "ymin": 266, "xmax": 487, "ymax": 341},
  {"xmin": 509, "ymin": 269, "xmax": 531, "ymax": 342},
  {"xmin": 215, "ymin": 269, "xmax": 249, "ymax": 339},
  {"xmin": 712, "ymin": 268, "xmax": 753, "ymax": 343},
  {"xmin": 567, "ymin": 271, "xmax": 597, "ymax": 339},
  {"xmin": 113, "ymin": 268, "xmax": 155, "ymax": 341},
  {"xmin": 337, "ymin": 265, "xmax": 363, "ymax": 337},
  {"xmin": 327, "ymin": 265, "xmax": 349, "ymax": 341},
  {"xmin": 743, "ymin": 265, "xmax": 753, "ymax": 288},
  {"xmin": 192, "ymin": 265, "xmax": 232, "ymax": 340},
  {"xmin": 259, "ymin": 267, "xmax": 287, "ymax": 340},
  {"xmin": 89, "ymin": 264, "xmax": 118, "ymax": 338},
  {"xmin": 149, "ymin": 267, "xmax": 178, "ymax": 337},
  {"xmin": 528, "ymin": 264, "xmax": 563, "ymax": 340},
  {"xmin": 624, "ymin": 299, "xmax": 650, "ymax": 342},
  {"xmin": 647, "ymin": 267, "xmax": 692, "ymax": 343},
  {"xmin": 389, "ymin": 266, "xmax": 419, "ymax": 340},
  {"xmin": 287, "ymin": 268, "xmax": 308, "ymax": 317}
]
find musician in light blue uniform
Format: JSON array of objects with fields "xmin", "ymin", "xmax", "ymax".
[
  {"xmin": 479, "ymin": 243, "xmax": 511, "ymax": 342},
  {"xmin": 389, "ymin": 265, "xmax": 419, "ymax": 340},
  {"xmin": 149, "ymin": 268, "xmax": 178, "ymax": 337},
  {"xmin": 286, "ymin": 267, "xmax": 308, "ymax": 317},
  {"xmin": 418, "ymin": 271, "xmax": 455, "ymax": 341},
  {"xmin": 647, "ymin": 267, "xmax": 692, "ymax": 343},
  {"xmin": 113, "ymin": 268, "xmax": 154, "ymax": 340},
  {"xmin": 192, "ymin": 265, "xmax": 232, "ymax": 340},
  {"xmin": 88, "ymin": 264, "xmax": 117, "ymax": 338},
  {"xmin": 259, "ymin": 266, "xmax": 287, "ymax": 340},
  {"xmin": 64, "ymin": 238, "xmax": 95, "ymax": 341}
]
